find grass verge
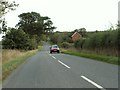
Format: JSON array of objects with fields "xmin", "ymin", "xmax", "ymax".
[
  {"xmin": 61, "ymin": 48, "xmax": 119, "ymax": 65},
  {"xmin": 2, "ymin": 46, "xmax": 42, "ymax": 81}
]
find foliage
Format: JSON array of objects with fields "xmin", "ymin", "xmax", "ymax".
[
  {"xmin": 72, "ymin": 25, "xmax": 118, "ymax": 56},
  {"xmin": 50, "ymin": 32, "xmax": 73, "ymax": 44},
  {"xmin": 62, "ymin": 33, "xmax": 73, "ymax": 43},
  {"xmin": 0, "ymin": 0, "xmax": 18, "ymax": 33},
  {"xmin": 50, "ymin": 33, "xmax": 59, "ymax": 44},
  {"xmin": 73, "ymin": 28, "xmax": 118, "ymax": 56},
  {"xmin": 83, "ymin": 30, "xmax": 118, "ymax": 50},
  {"xmin": 2, "ymin": 11, "xmax": 56, "ymax": 50},
  {"xmin": 0, "ymin": 0, "xmax": 18, "ymax": 18},
  {"xmin": 74, "ymin": 38, "xmax": 85, "ymax": 49},
  {"xmin": 16, "ymin": 12, "xmax": 43, "ymax": 36},
  {"xmin": 28, "ymin": 37, "xmax": 38, "ymax": 50},
  {"xmin": 40, "ymin": 34, "xmax": 47, "ymax": 41},
  {"xmin": 2, "ymin": 28, "xmax": 37, "ymax": 50},
  {"xmin": 73, "ymin": 28, "xmax": 87, "ymax": 37},
  {"xmin": 1, "ymin": 19, "xmax": 7, "ymax": 33},
  {"xmin": 60, "ymin": 42, "xmax": 73, "ymax": 48},
  {"xmin": 44, "ymin": 19, "xmax": 56, "ymax": 34},
  {"xmin": 117, "ymin": 21, "xmax": 120, "ymax": 51},
  {"xmin": 16, "ymin": 12, "xmax": 56, "ymax": 37}
]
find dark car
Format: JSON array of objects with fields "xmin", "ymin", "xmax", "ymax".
[{"xmin": 50, "ymin": 45, "xmax": 60, "ymax": 53}]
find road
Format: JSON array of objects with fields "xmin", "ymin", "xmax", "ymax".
[{"xmin": 3, "ymin": 42, "xmax": 119, "ymax": 89}]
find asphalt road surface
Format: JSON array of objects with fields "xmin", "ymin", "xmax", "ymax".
[{"xmin": 3, "ymin": 42, "xmax": 119, "ymax": 89}]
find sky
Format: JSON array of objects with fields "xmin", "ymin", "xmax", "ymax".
[
  {"xmin": 119, "ymin": 1, "xmax": 120, "ymax": 21},
  {"xmin": 3, "ymin": 0, "xmax": 120, "ymax": 32}
]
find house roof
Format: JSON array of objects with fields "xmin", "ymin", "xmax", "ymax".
[{"xmin": 71, "ymin": 31, "xmax": 81, "ymax": 37}]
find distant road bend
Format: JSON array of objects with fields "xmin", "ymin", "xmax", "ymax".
[{"xmin": 3, "ymin": 42, "xmax": 118, "ymax": 89}]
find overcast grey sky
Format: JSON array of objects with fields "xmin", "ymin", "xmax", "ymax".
[{"xmin": 4, "ymin": 0, "xmax": 120, "ymax": 32}]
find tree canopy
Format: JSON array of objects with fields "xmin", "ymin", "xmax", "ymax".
[
  {"xmin": 73, "ymin": 28, "xmax": 87, "ymax": 37},
  {"xmin": 2, "ymin": 11, "xmax": 56, "ymax": 50},
  {"xmin": 0, "ymin": 0, "xmax": 18, "ymax": 33},
  {"xmin": 0, "ymin": 0, "xmax": 18, "ymax": 19},
  {"xmin": 16, "ymin": 12, "xmax": 56, "ymax": 37}
]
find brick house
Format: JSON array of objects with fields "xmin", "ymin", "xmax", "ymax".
[{"xmin": 71, "ymin": 31, "xmax": 81, "ymax": 41}]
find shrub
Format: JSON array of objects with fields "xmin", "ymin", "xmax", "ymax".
[
  {"xmin": 2, "ymin": 29, "xmax": 38, "ymax": 50},
  {"xmin": 28, "ymin": 38, "xmax": 38, "ymax": 50},
  {"xmin": 74, "ymin": 38, "xmax": 85, "ymax": 49},
  {"xmin": 50, "ymin": 33, "xmax": 59, "ymax": 44},
  {"xmin": 60, "ymin": 42, "xmax": 73, "ymax": 48},
  {"xmin": 83, "ymin": 30, "xmax": 118, "ymax": 50}
]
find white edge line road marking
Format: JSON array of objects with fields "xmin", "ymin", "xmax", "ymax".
[
  {"xmin": 58, "ymin": 60, "xmax": 71, "ymax": 69},
  {"xmin": 52, "ymin": 56, "xmax": 56, "ymax": 59},
  {"xmin": 81, "ymin": 76, "xmax": 106, "ymax": 90}
]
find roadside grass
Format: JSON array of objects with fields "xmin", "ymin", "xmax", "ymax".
[
  {"xmin": 2, "ymin": 45, "xmax": 42, "ymax": 81},
  {"xmin": 61, "ymin": 48, "xmax": 119, "ymax": 65}
]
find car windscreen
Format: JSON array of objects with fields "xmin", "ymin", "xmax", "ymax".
[{"xmin": 52, "ymin": 45, "xmax": 58, "ymax": 48}]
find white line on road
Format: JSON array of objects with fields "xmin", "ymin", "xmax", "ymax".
[
  {"xmin": 52, "ymin": 56, "xmax": 56, "ymax": 59},
  {"xmin": 58, "ymin": 60, "xmax": 71, "ymax": 69},
  {"xmin": 81, "ymin": 76, "xmax": 106, "ymax": 90}
]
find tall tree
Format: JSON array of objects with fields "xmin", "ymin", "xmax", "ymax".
[
  {"xmin": 78, "ymin": 28, "xmax": 86, "ymax": 37},
  {"xmin": 2, "ymin": 18, "xmax": 7, "ymax": 34},
  {"xmin": 16, "ymin": 12, "xmax": 43, "ymax": 36},
  {"xmin": 0, "ymin": 0, "xmax": 18, "ymax": 33},
  {"xmin": 44, "ymin": 19, "xmax": 56, "ymax": 34},
  {"xmin": 0, "ymin": 0, "xmax": 18, "ymax": 17},
  {"xmin": 16, "ymin": 12, "xmax": 56, "ymax": 37}
]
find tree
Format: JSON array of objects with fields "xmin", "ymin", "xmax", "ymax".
[
  {"xmin": 74, "ymin": 38, "xmax": 85, "ymax": 49},
  {"xmin": 16, "ymin": 12, "xmax": 56, "ymax": 37},
  {"xmin": 50, "ymin": 33, "xmax": 59, "ymax": 44},
  {"xmin": 117, "ymin": 21, "xmax": 120, "ymax": 51},
  {"xmin": 0, "ymin": 0, "xmax": 18, "ymax": 33},
  {"xmin": 44, "ymin": 19, "xmax": 56, "ymax": 34},
  {"xmin": 0, "ymin": 0, "xmax": 18, "ymax": 17},
  {"xmin": 2, "ymin": 28, "xmax": 37, "ymax": 50},
  {"xmin": 78, "ymin": 28, "xmax": 86, "ymax": 37},
  {"xmin": 2, "ymin": 18, "xmax": 7, "ymax": 34},
  {"xmin": 117, "ymin": 21, "xmax": 120, "ymax": 29},
  {"xmin": 16, "ymin": 12, "xmax": 42, "ymax": 36}
]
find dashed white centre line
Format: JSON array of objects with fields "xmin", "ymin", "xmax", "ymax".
[
  {"xmin": 81, "ymin": 76, "xmax": 106, "ymax": 90},
  {"xmin": 52, "ymin": 56, "xmax": 56, "ymax": 59},
  {"xmin": 58, "ymin": 60, "xmax": 71, "ymax": 69}
]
